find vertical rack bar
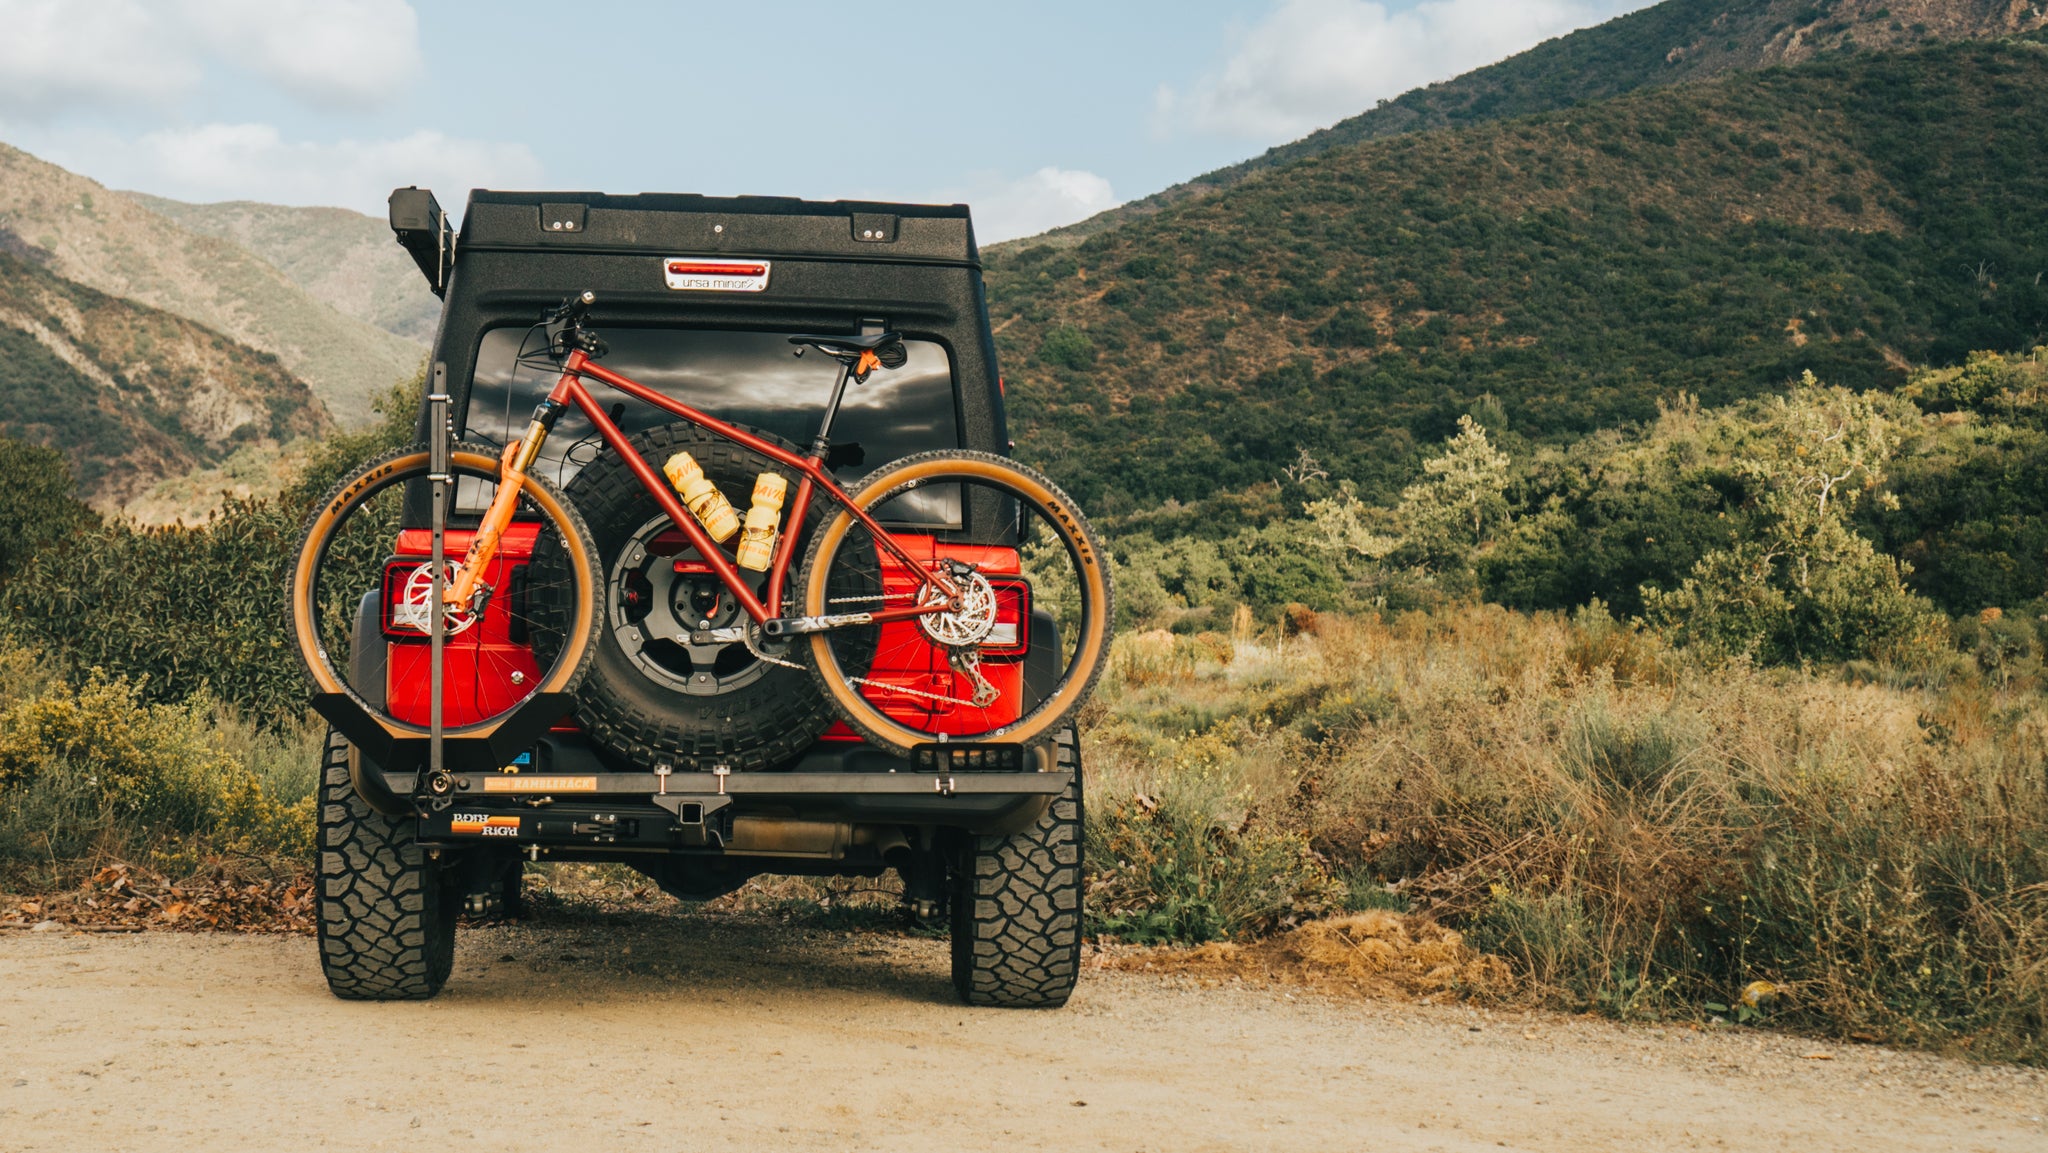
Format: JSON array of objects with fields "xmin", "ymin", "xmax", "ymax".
[{"xmin": 427, "ymin": 364, "xmax": 451, "ymax": 785}]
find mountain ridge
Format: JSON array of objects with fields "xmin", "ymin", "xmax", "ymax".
[
  {"xmin": 1014, "ymin": 0, "xmax": 2048, "ymax": 250},
  {"xmin": 128, "ymin": 193, "xmax": 440, "ymax": 345},
  {"xmin": 0, "ymin": 250, "xmax": 329, "ymax": 508},
  {"xmin": 983, "ymin": 33, "xmax": 2048, "ymax": 513}
]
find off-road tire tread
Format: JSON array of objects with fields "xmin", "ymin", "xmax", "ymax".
[
  {"xmin": 557, "ymin": 424, "xmax": 832, "ymax": 770},
  {"xmin": 952, "ymin": 724, "xmax": 1084, "ymax": 1008},
  {"xmin": 315, "ymin": 730, "xmax": 454, "ymax": 1000}
]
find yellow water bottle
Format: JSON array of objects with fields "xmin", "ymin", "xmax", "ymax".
[
  {"xmin": 735, "ymin": 472, "xmax": 787, "ymax": 571},
  {"xmin": 662, "ymin": 452, "xmax": 739, "ymax": 542}
]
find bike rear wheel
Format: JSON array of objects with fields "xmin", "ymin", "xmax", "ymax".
[
  {"xmin": 290, "ymin": 443, "xmax": 600, "ymax": 738},
  {"xmin": 797, "ymin": 451, "xmax": 1113, "ymax": 754}
]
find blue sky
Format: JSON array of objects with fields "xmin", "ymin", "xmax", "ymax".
[{"xmin": 0, "ymin": 0, "xmax": 1651, "ymax": 240}]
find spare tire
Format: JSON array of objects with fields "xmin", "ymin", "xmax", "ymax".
[{"xmin": 531, "ymin": 423, "xmax": 834, "ymax": 769}]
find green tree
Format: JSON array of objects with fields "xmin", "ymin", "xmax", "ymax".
[
  {"xmin": 1303, "ymin": 481, "xmax": 1399, "ymax": 568},
  {"xmin": 1643, "ymin": 375, "xmax": 1938, "ymax": 663},
  {"xmin": 1395, "ymin": 415, "xmax": 1511, "ymax": 569},
  {"xmin": 1037, "ymin": 326, "xmax": 1095, "ymax": 371},
  {"xmin": 0, "ymin": 437, "xmax": 96, "ymax": 585}
]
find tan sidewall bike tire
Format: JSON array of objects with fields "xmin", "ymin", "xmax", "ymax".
[
  {"xmin": 289, "ymin": 443, "xmax": 600, "ymax": 740},
  {"xmin": 799, "ymin": 451, "xmax": 1113, "ymax": 755}
]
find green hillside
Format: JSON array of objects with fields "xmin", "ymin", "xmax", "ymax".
[
  {"xmin": 1033, "ymin": 0, "xmax": 2047, "ymax": 245},
  {"xmin": 0, "ymin": 251, "xmax": 329, "ymax": 507},
  {"xmin": 988, "ymin": 34, "xmax": 2048, "ymax": 519},
  {"xmin": 130, "ymin": 194, "xmax": 439, "ymax": 344},
  {"xmin": 0, "ymin": 143, "xmax": 424, "ymax": 424}
]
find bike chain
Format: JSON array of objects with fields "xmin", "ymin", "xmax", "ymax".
[
  {"xmin": 843, "ymin": 665, "xmax": 997, "ymax": 709},
  {"xmin": 760, "ymin": 589, "xmax": 1001, "ymax": 709},
  {"xmin": 749, "ymin": 643, "xmax": 990, "ymax": 710}
]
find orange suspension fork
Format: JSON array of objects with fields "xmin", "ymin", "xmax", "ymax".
[
  {"xmin": 443, "ymin": 436, "xmax": 542, "ymax": 608},
  {"xmin": 443, "ymin": 367, "xmax": 573, "ymax": 607}
]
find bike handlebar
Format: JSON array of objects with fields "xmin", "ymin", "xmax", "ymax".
[{"xmin": 544, "ymin": 291, "xmax": 605, "ymax": 358}]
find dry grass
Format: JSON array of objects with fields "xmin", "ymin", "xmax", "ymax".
[
  {"xmin": 1101, "ymin": 910, "xmax": 1512, "ymax": 1001},
  {"xmin": 1082, "ymin": 605, "xmax": 2048, "ymax": 1062}
]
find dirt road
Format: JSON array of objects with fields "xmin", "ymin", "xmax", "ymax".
[{"xmin": 2, "ymin": 908, "xmax": 2042, "ymax": 1153}]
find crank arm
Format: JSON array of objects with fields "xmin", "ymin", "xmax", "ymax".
[
  {"xmin": 761, "ymin": 612, "xmax": 874, "ymax": 637},
  {"xmin": 688, "ymin": 626, "xmax": 750, "ymax": 644}
]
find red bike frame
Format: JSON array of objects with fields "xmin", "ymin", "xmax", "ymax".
[{"xmin": 446, "ymin": 346, "xmax": 961, "ymax": 628}]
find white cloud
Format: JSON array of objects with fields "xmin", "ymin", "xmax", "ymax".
[
  {"xmin": 178, "ymin": 0, "xmax": 422, "ymax": 110},
  {"xmin": 1159, "ymin": 0, "xmax": 1648, "ymax": 142},
  {"xmin": 0, "ymin": 0, "xmax": 199, "ymax": 118},
  {"xmin": 120, "ymin": 123, "xmax": 542, "ymax": 215},
  {"xmin": 0, "ymin": 0, "xmax": 421, "ymax": 120},
  {"xmin": 963, "ymin": 167, "xmax": 1120, "ymax": 244}
]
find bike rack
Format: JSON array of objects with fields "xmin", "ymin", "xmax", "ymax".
[
  {"xmin": 430, "ymin": 372, "xmax": 449, "ymax": 790},
  {"xmin": 307, "ymin": 372, "xmax": 574, "ymax": 801},
  {"xmin": 309, "ymin": 690, "xmax": 576, "ymax": 778}
]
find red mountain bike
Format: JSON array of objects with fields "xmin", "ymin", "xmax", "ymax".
[{"xmin": 290, "ymin": 292, "xmax": 1112, "ymax": 765}]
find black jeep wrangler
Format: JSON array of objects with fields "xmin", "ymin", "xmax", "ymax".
[{"xmin": 314, "ymin": 188, "xmax": 1089, "ymax": 1008}]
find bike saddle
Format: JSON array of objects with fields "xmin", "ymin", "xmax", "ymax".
[{"xmin": 788, "ymin": 332, "xmax": 901, "ymax": 357}]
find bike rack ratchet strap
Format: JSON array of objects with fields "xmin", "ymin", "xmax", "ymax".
[{"xmin": 428, "ymin": 375, "xmax": 449, "ymax": 794}]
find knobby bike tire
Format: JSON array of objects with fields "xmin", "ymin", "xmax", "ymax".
[
  {"xmin": 289, "ymin": 442, "xmax": 601, "ymax": 738},
  {"xmin": 797, "ymin": 450, "xmax": 1113, "ymax": 755}
]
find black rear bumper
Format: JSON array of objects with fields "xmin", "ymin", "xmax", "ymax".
[{"xmin": 383, "ymin": 728, "xmax": 1066, "ymax": 849}]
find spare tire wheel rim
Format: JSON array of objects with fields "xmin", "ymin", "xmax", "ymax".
[{"xmin": 607, "ymin": 514, "xmax": 777, "ymax": 696}]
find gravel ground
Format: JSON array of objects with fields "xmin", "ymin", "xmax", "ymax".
[{"xmin": 2, "ymin": 905, "xmax": 2043, "ymax": 1152}]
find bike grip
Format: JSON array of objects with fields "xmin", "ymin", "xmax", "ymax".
[{"xmin": 550, "ymin": 290, "xmax": 596, "ymax": 321}]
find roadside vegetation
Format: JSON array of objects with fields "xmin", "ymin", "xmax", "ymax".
[
  {"xmin": 1083, "ymin": 608, "xmax": 2046, "ymax": 1062},
  {"xmin": 0, "ymin": 373, "xmax": 417, "ymax": 889},
  {"xmin": 0, "ymin": 354, "xmax": 2042, "ymax": 1061}
]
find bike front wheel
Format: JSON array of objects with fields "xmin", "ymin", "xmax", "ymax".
[
  {"xmin": 797, "ymin": 451, "xmax": 1114, "ymax": 754},
  {"xmin": 290, "ymin": 442, "xmax": 600, "ymax": 739}
]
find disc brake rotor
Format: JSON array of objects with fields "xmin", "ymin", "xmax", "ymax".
[
  {"xmin": 915, "ymin": 567, "xmax": 998, "ymax": 648},
  {"xmin": 394, "ymin": 562, "xmax": 478, "ymax": 637}
]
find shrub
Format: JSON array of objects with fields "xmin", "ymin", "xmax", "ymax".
[
  {"xmin": 0, "ymin": 656, "xmax": 315, "ymax": 883},
  {"xmin": 3, "ymin": 370, "xmax": 420, "ymax": 722},
  {"xmin": 1642, "ymin": 376, "xmax": 1943, "ymax": 663},
  {"xmin": 1088, "ymin": 785, "xmax": 1343, "ymax": 943},
  {"xmin": 0, "ymin": 436, "xmax": 96, "ymax": 584},
  {"xmin": 1037, "ymin": 326, "xmax": 1096, "ymax": 370}
]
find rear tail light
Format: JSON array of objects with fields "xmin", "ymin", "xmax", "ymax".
[
  {"xmin": 382, "ymin": 561, "xmax": 426, "ymax": 639},
  {"xmin": 980, "ymin": 578, "xmax": 1030, "ymax": 659}
]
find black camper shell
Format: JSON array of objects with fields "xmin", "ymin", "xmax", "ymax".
[{"xmin": 418, "ymin": 190, "xmax": 1008, "ymax": 462}]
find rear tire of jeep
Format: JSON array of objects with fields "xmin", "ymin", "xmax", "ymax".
[
  {"xmin": 539, "ymin": 423, "xmax": 833, "ymax": 770},
  {"xmin": 950, "ymin": 724, "xmax": 1085, "ymax": 1008},
  {"xmin": 315, "ymin": 730, "xmax": 456, "ymax": 1000}
]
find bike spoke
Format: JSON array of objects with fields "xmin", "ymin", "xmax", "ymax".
[
  {"xmin": 296, "ymin": 446, "xmax": 596, "ymax": 734},
  {"xmin": 803, "ymin": 455, "xmax": 1111, "ymax": 749}
]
